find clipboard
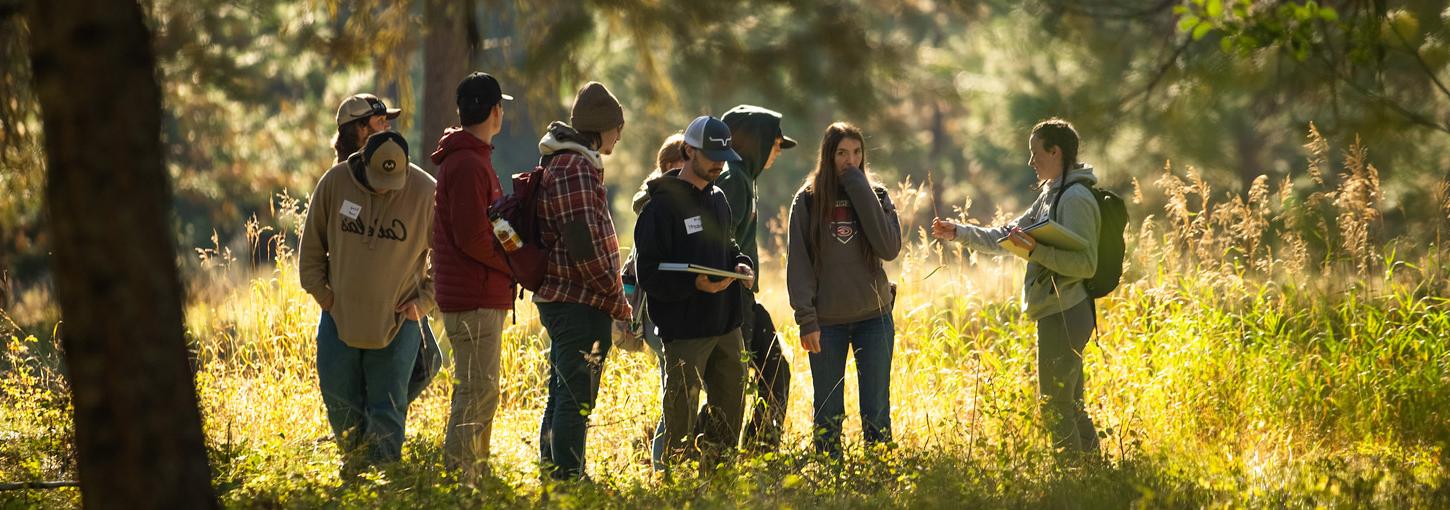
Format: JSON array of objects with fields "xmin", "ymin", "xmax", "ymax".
[{"xmin": 997, "ymin": 218, "xmax": 1088, "ymax": 259}]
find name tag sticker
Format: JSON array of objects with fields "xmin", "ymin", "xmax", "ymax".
[
  {"xmin": 340, "ymin": 200, "xmax": 362, "ymax": 219},
  {"xmin": 684, "ymin": 216, "xmax": 703, "ymax": 235}
]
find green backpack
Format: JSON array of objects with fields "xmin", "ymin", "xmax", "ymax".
[{"xmin": 1052, "ymin": 182, "xmax": 1128, "ymax": 298}]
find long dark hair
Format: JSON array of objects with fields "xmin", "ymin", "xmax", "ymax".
[
  {"xmin": 331, "ymin": 118, "xmax": 368, "ymax": 163},
  {"xmin": 798, "ymin": 122, "xmax": 878, "ymax": 269}
]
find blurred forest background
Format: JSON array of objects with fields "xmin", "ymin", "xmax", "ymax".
[
  {"xmin": 4, "ymin": 0, "xmax": 1448, "ymax": 317},
  {"xmin": 5, "ymin": 1, "xmax": 1450, "ymax": 507}
]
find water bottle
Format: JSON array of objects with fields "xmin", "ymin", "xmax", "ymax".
[{"xmin": 490, "ymin": 211, "xmax": 523, "ymax": 252}]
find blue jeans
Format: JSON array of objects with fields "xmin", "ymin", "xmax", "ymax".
[
  {"xmin": 316, "ymin": 312, "xmax": 423, "ymax": 467},
  {"xmin": 537, "ymin": 302, "xmax": 612, "ymax": 480},
  {"xmin": 808, "ymin": 313, "xmax": 894, "ymax": 457}
]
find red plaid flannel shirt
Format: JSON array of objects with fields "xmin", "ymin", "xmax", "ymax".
[{"xmin": 535, "ymin": 152, "xmax": 631, "ymax": 320}]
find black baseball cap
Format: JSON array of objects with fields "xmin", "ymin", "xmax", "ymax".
[
  {"xmin": 457, "ymin": 72, "xmax": 514, "ymax": 109},
  {"xmin": 683, "ymin": 116, "xmax": 742, "ymax": 162}
]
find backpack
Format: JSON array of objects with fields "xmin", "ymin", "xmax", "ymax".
[
  {"xmin": 1051, "ymin": 181, "xmax": 1128, "ymax": 299},
  {"xmin": 488, "ymin": 163, "xmax": 552, "ymax": 292}
]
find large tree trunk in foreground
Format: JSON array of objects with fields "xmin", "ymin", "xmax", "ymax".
[
  {"xmin": 26, "ymin": 0, "xmax": 216, "ymax": 508},
  {"xmin": 422, "ymin": 0, "xmax": 477, "ymax": 174}
]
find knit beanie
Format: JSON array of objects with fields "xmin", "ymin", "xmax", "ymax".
[{"xmin": 569, "ymin": 81, "xmax": 624, "ymax": 133}]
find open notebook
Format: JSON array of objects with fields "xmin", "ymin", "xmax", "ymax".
[
  {"xmin": 997, "ymin": 218, "xmax": 1088, "ymax": 259},
  {"xmin": 658, "ymin": 262, "xmax": 752, "ymax": 280}
]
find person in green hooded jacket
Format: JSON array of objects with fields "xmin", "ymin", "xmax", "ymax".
[{"xmin": 715, "ymin": 104, "xmax": 797, "ymax": 451}]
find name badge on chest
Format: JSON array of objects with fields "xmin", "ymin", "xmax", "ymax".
[
  {"xmin": 684, "ymin": 215, "xmax": 703, "ymax": 235},
  {"xmin": 340, "ymin": 200, "xmax": 362, "ymax": 219}
]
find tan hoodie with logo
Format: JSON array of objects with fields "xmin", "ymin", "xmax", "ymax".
[{"xmin": 299, "ymin": 156, "xmax": 438, "ymax": 349}]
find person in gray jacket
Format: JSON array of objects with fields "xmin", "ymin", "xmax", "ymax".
[
  {"xmin": 787, "ymin": 122, "xmax": 901, "ymax": 458},
  {"xmin": 930, "ymin": 118, "xmax": 1102, "ymax": 454}
]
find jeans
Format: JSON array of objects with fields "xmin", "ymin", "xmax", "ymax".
[
  {"xmin": 537, "ymin": 302, "xmax": 612, "ymax": 480},
  {"xmin": 1036, "ymin": 298, "xmax": 1099, "ymax": 453},
  {"xmin": 808, "ymin": 313, "xmax": 894, "ymax": 457},
  {"xmin": 442, "ymin": 308, "xmax": 508, "ymax": 480},
  {"xmin": 316, "ymin": 312, "xmax": 423, "ymax": 467}
]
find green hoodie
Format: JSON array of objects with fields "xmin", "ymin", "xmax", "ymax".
[{"xmin": 715, "ymin": 105, "xmax": 788, "ymax": 285}]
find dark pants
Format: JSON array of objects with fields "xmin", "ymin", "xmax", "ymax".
[
  {"xmin": 741, "ymin": 295, "xmax": 790, "ymax": 451},
  {"xmin": 316, "ymin": 312, "xmax": 422, "ymax": 468},
  {"xmin": 1036, "ymin": 298, "xmax": 1099, "ymax": 453},
  {"xmin": 808, "ymin": 313, "xmax": 894, "ymax": 457},
  {"xmin": 537, "ymin": 301, "xmax": 612, "ymax": 480},
  {"xmin": 641, "ymin": 314, "xmax": 667, "ymax": 471},
  {"xmin": 659, "ymin": 328, "xmax": 747, "ymax": 465}
]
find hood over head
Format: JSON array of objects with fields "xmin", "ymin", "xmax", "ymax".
[{"xmin": 720, "ymin": 105, "xmax": 795, "ymax": 180}]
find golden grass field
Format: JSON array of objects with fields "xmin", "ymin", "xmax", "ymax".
[{"xmin": 3, "ymin": 130, "xmax": 1448, "ymax": 508}]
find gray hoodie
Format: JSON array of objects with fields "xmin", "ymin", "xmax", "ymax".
[
  {"xmin": 954, "ymin": 164, "xmax": 1101, "ymax": 320},
  {"xmin": 787, "ymin": 168, "xmax": 902, "ymax": 336}
]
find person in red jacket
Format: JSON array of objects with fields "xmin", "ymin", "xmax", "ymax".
[{"xmin": 429, "ymin": 72, "xmax": 514, "ymax": 483}]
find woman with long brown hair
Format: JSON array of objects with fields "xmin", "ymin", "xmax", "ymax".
[
  {"xmin": 786, "ymin": 122, "xmax": 901, "ymax": 458},
  {"xmin": 331, "ymin": 93, "xmax": 399, "ymax": 163}
]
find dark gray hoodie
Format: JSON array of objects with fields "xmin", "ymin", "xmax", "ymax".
[{"xmin": 786, "ymin": 168, "xmax": 902, "ymax": 336}]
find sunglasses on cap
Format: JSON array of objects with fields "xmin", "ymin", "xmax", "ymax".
[{"xmin": 363, "ymin": 97, "xmax": 388, "ymax": 117}]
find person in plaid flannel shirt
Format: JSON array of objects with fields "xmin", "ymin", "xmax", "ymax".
[{"xmin": 532, "ymin": 81, "xmax": 632, "ymax": 480}]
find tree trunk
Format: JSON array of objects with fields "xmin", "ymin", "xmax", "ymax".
[
  {"xmin": 26, "ymin": 1, "xmax": 217, "ymax": 508},
  {"xmin": 422, "ymin": 0, "xmax": 476, "ymax": 174}
]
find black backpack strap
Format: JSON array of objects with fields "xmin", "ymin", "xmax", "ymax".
[
  {"xmin": 1050, "ymin": 180, "xmax": 1086, "ymax": 222},
  {"xmin": 800, "ymin": 191, "xmax": 816, "ymax": 265}
]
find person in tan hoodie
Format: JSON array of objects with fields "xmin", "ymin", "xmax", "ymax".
[{"xmin": 299, "ymin": 131, "xmax": 437, "ymax": 475}]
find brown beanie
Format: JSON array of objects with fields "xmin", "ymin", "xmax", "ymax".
[{"xmin": 570, "ymin": 81, "xmax": 624, "ymax": 133}]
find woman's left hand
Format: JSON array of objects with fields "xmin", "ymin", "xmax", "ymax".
[{"xmin": 1006, "ymin": 227, "xmax": 1037, "ymax": 254}]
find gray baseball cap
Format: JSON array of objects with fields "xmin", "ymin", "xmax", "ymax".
[{"xmin": 683, "ymin": 115, "xmax": 742, "ymax": 162}]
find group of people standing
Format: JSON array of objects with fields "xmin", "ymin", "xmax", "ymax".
[{"xmin": 297, "ymin": 70, "xmax": 1105, "ymax": 483}]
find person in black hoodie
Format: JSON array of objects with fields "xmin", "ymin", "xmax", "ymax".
[{"xmin": 635, "ymin": 116, "xmax": 754, "ymax": 467}]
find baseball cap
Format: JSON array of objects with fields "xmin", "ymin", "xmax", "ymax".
[
  {"xmin": 362, "ymin": 132, "xmax": 409, "ymax": 191},
  {"xmin": 683, "ymin": 116, "xmax": 742, "ymax": 162},
  {"xmin": 457, "ymin": 72, "xmax": 514, "ymax": 108},
  {"xmin": 336, "ymin": 93, "xmax": 402, "ymax": 126}
]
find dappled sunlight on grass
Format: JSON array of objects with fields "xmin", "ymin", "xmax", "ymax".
[{"xmin": 3, "ymin": 129, "xmax": 1449, "ymax": 507}]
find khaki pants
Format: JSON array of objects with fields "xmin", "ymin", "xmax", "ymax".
[
  {"xmin": 442, "ymin": 308, "xmax": 507, "ymax": 480},
  {"xmin": 660, "ymin": 328, "xmax": 746, "ymax": 465}
]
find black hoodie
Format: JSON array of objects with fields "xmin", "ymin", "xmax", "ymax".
[{"xmin": 634, "ymin": 169, "xmax": 752, "ymax": 341}]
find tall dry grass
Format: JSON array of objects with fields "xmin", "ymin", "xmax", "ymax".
[{"xmin": 2, "ymin": 125, "xmax": 1448, "ymax": 507}]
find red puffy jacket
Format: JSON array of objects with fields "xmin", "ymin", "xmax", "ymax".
[{"xmin": 430, "ymin": 127, "xmax": 514, "ymax": 311}]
